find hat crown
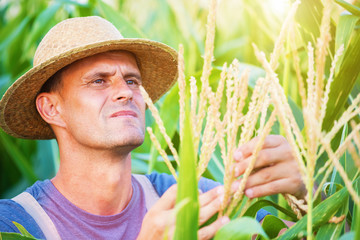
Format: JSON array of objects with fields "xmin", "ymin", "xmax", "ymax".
[{"xmin": 33, "ymin": 16, "xmax": 123, "ymax": 66}]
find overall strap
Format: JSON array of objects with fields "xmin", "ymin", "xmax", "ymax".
[
  {"xmin": 12, "ymin": 192, "xmax": 61, "ymax": 240},
  {"xmin": 133, "ymin": 174, "xmax": 160, "ymax": 210}
]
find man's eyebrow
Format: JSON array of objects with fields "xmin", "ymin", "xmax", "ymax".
[{"xmin": 82, "ymin": 70, "xmax": 116, "ymax": 80}]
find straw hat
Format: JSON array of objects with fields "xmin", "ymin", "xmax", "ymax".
[{"xmin": 0, "ymin": 16, "xmax": 178, "ymax": 140}]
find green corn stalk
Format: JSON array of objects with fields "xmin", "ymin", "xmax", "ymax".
[{"xmin": 174, "ymin": 99, "xmax": 199, "ymax": 240}]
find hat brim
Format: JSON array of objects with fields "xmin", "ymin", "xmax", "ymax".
[{"xmin": 0, "ymin": 39, "xmax": 178, "ymax": 139}]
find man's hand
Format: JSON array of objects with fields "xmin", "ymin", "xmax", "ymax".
[
  {"xmin": 233, "ymin": 135, "xmax": 306, "ymax": 199},
  {"xmin": 137, "ymin": 185, "xmax": 230, "ymax": 240}
]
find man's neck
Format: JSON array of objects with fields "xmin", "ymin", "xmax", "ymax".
[{"xmin": 52, "ymin": 142, "xmax": 133, "ymax": 216}]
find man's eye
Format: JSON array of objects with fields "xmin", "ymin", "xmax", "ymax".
[
  {"xmin": 93, "ymin": 79, "xmax": 105, "ymax": 84},
  {"xmin": 126, "ymin": 79, "xmax": 138, "ymax": 85}
]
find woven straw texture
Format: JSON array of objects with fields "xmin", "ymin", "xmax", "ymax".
[{"xmin": 0, "ymin": 16, "xmax": 178, "ymax": 140}]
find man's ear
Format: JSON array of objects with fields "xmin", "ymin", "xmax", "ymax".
[{"xmin": 36, "ymin": 92, "xmax": 66, "ymax": 128}]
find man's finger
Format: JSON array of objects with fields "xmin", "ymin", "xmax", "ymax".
[
  {"xmin": 198, "ymin": 194, "xmax": 223, "ymax": 225},
  {"xmin": 243, "ymin": 161, "xmax": 298, "ymax": 189},
  {"xmin": 235, "ymin": 135, "xmax": 286, "ymax": 160},
  {"xmin": 199, "ymin": 185, "xmax": 224, "ymax": 207},
  {"xmin": 234, "ymin": 143, "xmax": 292, "ymax": 177},
  {"xmin": 244, "ymin": 178, "xmax": 303, "ymax": 198},
  {"xmin": 138, "ymin": 208, "xmax": 177, "ymax": 239},
  {"xmin": 198, "ymin": 216, "xmax": 230, "ymax": 240}
]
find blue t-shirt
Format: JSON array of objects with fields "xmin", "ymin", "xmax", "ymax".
[{"xmin": 0, "ymin": 173, "xmax": 269, "ymax": 239}]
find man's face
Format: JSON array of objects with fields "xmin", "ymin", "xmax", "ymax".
[{"xmin": 56, "ymin": 51, "xmax": 146, "ymax": 151}]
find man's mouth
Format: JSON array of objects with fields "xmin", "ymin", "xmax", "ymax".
[{"xmin": 110, "ymin": 110, "xmax": 138, "ymax": 118}]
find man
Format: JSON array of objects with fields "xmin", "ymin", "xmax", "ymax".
[{"xmin": 0, "ymin": 16, "xmax": 305, "ymax": 239}]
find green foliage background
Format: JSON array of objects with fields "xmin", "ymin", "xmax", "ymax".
[{"xmin": 1, "ymin": 0, "xmax": 360, "ymax": 238}]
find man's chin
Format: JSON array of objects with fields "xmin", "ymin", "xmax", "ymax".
[
  {"xmin": 108, "ymin": 142, "xmax": 143, "ymax": 155},
  {"xmin": 108, "ymin": 135, "xmax": 144, "ymax": 151}
]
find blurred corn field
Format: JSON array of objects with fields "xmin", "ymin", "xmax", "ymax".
[{"xmin": 1, "ymin": 0, "xmax": 360, "ymax": 239}]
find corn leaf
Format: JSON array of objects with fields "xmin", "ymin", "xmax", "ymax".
[
  {"xmin": 214, "ymin": 217, "xmax": 269, "ymax": 240},
  {"xmin": 33, "ymin": 140, "xmax": 58, "ymax": 179},
  {"xmin": 205, "ymin": 152, "xmax": 225, "ymax": 183},
  {"xmin": 0, "ymin": 232, "xmax": 37, "ymax": 240},
  {"xmin": 166, "ymin": 0, "xmax": 203, "ymax": 50},
  {"xmin": 355, "ymin": 206, "xmax": 360, "ymax": 240},
  {"xmin": 0, "ymin": 17, "xmax": 30, "ymax": 52},
  {"xmin": 288, "ymin": 97, "xmax": 304, "ymax": 130},
  {"xmin": 257, "ymin": 215, "xmax": 287, "ymax": 240},
  {"xmin": 329, "ymin": 124, "xmax": 348, "ymax": 194},
  {"xmin": 23, "ymin": 3, "xmax": 62, "ymax": 52},
  {"xmin": 335, "ymin": 0, "xmax": 360, "ymax": 16},
  {"xmin": 97, "ymin": 0, "xmax": 146, "ymax": 38},
  {"xmin": 334, "ymin": 15, "xmax": 358, "ymax": 63},
  {"xmin": 295, "ymin": 0, "xmax": 323, "ymax": 42},
  {"xmin": 278, "ymin": 186, "xmax": 349, "ymax": 240},
  {"xmin": 1, "ymin": 16, "xmax": 31, "ymax": 77},
  {"xmin": 315, "ymin": 190, "xmax": 349, "ymax": 239},
  {"xmin": 0, "ymin": 131, "xmax": 37, "ymax": 184},
  {"xmin": 12, "ymin": 222, "xmax": 34, "ymax": 238},
  {"xmin": 0, "ymin": 12, "xmax": 25, "ymax": 43},
  {"xmin": 339, "ymin": 232, "xmax": 355, "ymax": 240},
  {"xmin": 352, "ymin": 178, "xmax": 360, "ymax": 239},
  {"xmin": 174, "ymin": 99, "xmax": 198, "ymax": 240},
  {"xmin": 323, "ymin": 16, "xmax": 360, "ymax": 131},
  {"xmin": 243, "ymin": 199, "xmax": 298, "ymax": 221},
  {"xmin": 56, "ymin": 0, "xmax": 89, "ymax": 7}
]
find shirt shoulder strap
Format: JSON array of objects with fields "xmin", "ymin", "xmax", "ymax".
[
  {"xmin": 133, "ymin": 174, "xmax": 160, "ymax": 210},
  {"xmin": 12, "ymin": 192, "xmax": 61, "ymax": 240}
]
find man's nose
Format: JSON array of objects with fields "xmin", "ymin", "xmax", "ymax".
[{"xmin": 111, "ymin": 79, "xmax": 133, "ymax": 102}]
